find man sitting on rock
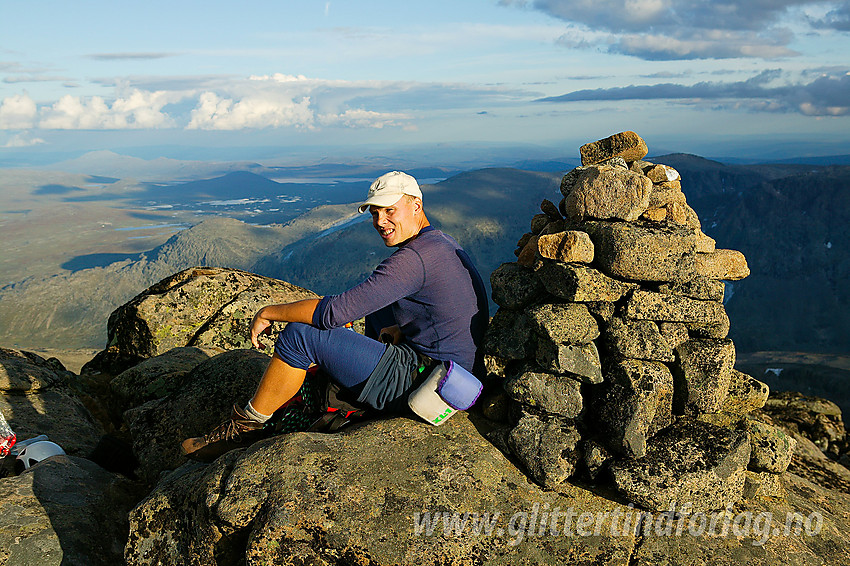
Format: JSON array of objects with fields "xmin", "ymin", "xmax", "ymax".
[{"xmin": 181, "ymin": 171, "xmax": 489, "ymax": 462}]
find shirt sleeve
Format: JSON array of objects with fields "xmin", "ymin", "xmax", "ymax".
[{"xmin": 312, "ymin": 246, "xmax": 426, "ymax": 330}]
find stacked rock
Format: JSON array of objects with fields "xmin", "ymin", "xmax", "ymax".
[{"xmin": 485, "ymin": 131, "xmax": 795, "ymax": 512}]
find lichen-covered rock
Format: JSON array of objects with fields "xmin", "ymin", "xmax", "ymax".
[
  {"xmin": 603, "ymin": 317, "xmax": 674, "ymax": 362},
  {"xmin": 508, "ymin": 412, "xmax": 582, "ymax": 489},
  {"xmin": 123, "ymin": 349, "xmax": 270, "ymax": 482},
  {"xmin": 698, "ymin": 369, "xmax": 770, "ymax": 427},
  {"xmin": 535, "ymin": 339, "xmax": 603, "ymax": 384},
  {"xmin": 686, "ymin": 306, "xmax": 731, "ymax": 339},
  {"xmin": 0, "ymin": 455, "xmax": 141, "ymax": 566},
  {"xmin": 625, "ymin": 290, "xmax": 727, "ymax": 325},
  {"xmin": 673, "ymin": 339, "xmax": 736, "ymax": 415},
  {"xmin": 564, "ymin": 166, "xmax": 652, "ymax": 222},
  {"xmin": 526, "ymin": 302, "xmax": 599, "ymax": 345},
  {"xmin": 579, "ymin": 131, "xmax": 649, "ymax": 165},
  {"xmin": 85, "ymin": 267, "xmax": 318, "ymax": 375},
  {"xmin": 536, "ymin": 230, "xmax": 594, "ymax": 263},
  {"xmin": 483, "ymin": 309, "xmax": 534, "ymax": 361},
  {"xmin": 665, "ymin": 201, "xmax": 701, "ymax": 229},
  {"xmin": 489, "ymin": 262, "xmax": 544, "ymax": 309},
  {"xmin": 658, "ymin": 322, "xmax": 689, "ymax": 351},
  {"xmin": 560, "ymin": 165, "xmax": 591, "ymax": 196},
  {"xmin": 658, "ymin": 275, "xmax": 725, "ymax": 302},
  {"xmin": 596, "ymin": 358, "xmax": 674, "ymax": 458},
  {"xmin": 746, "ymin": 419, "xmax": 797, "ymax": 473},
  {"xmin": 582, "ymin": 221, "xmax": 697, "ymax": 282},
  {"xmin": 610, "ymin": 419, "xmax": 751, "ymax": 512},
  {"xmin": 695, "ymin": 249, "xmax": 750, "ymax": 280},
  {"xmin": 695, "ymin": 230, "xmax": 716, "ymax": 253},
  {"xmin": 648, "ymin": 185, "xmax": 687, "ymax": 208},
  {"xmin": 110, "ymin": 346, "xmax": 219, "ymax": 413},
  {"xmin": 503, "ymin": 365, "xmax": 583, "ymax": 418},
  {"xmin": 743, "ymin": 470, "xmax": 785, "ymax": 499},
  {"xmin": 126, "ymin": 415, "xmax": 636, "ymax": 565},
  {"xmin": 726, "ymin": 370, "xmax": 770, "ymax": 413},
  {"xmin": 758, "ymin": 391, "xmax": 846, "ymax": 454},
  {"xmin": 0, "ymin": 349, "xmax": 104, "ymax": 457},
  {"xmin": 538, "ymin": 261, "xmax": 637, "ymax": 302}
]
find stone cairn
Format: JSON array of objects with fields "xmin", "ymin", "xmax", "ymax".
[{"xmin": 484, "ymin": 131, "xmax": 796, "ymax": 513}]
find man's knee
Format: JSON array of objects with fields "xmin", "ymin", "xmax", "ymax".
[{"xmin": 274, "ymin": 322, "xmax": 314, "ymax": 369}]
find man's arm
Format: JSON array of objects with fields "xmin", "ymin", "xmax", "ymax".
[{"xmin": 250, "ymin": 298, "xmax": 321, "ymax": 350}]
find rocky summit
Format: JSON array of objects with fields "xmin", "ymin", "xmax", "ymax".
[{"xmin": 1, "ymin": 132, "xmax": 850, "ymax": 565}]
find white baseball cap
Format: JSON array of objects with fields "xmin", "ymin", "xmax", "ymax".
[{"xmin": 358, "ymin": 171, "xmax": 422, "ymax": 213}]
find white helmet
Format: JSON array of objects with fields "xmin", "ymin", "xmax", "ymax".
[{"xmin": 14, "ymin": 440, "xmax": 66, "ymax": 474}]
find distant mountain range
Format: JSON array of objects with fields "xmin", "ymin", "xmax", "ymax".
[{"xmin": 1, "ymin": 157, "xmax": 848, "ymax": 358}]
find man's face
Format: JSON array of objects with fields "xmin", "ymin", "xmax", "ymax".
[{"xmin": 370, "ymin": 195, "xmax": 421, "ymax": 247}]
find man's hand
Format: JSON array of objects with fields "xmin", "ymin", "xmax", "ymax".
[
  {"xmin": 247, "ymin": 299, "xmax": 321, "ymax": 350},
  {"xmin": 250, "ymin": 308, "xmax": 274, "ymax": 350},
  {"xmin": 379, "ymin": 324, "xmax": 402, "ymax": 345}
]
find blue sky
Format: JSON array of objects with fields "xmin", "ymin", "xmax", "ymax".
[{"xmin": 1, "ymin": 0, "xmax": 849, "ymax": 162}]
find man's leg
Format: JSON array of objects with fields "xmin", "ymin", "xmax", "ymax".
[
  {"xmin": 182, "ymin": 322, "xmax": 385, "ymax": 461},
  {"xmin": 246, "ymin": 353, "xmax": 307, "ymax": 418}
]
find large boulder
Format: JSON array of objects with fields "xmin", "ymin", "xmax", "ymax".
[
  {"xmin": 84, "ymin": 267, "xmax": 318, "ymax": 375},
  {"xmin": 757, "ymin": 391, "xmax": 846, "ymax": 455},
  {"xmin": 0, "ymin": 349, "xmax": 104, "ymax": 457},
  {"xmin": 0, "ymin": 455, "xmax": 141, "ymax": 566},
  {"xmin": 563, "ymin": 166, "xmax": 653, "ymax": 222},
  {"xmin": 582, "ymin": 221, "xmax": 698, "ymax": 282},
  {"xmin": 610, "ymin": 419, "xmax": 751, "ymax": 512},
  {"xmin": 125, "ymin": 415, "xmax": 636, "ymax": 565}
]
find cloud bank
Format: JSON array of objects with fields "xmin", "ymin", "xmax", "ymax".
[
  {"xmin": 503, "ymin": 0, "xmax": 849, "ymax": 59},
  {"xmin": 0, "ymin": 74, "xmax": 515, "ymax": 132},
  {"xmin": 537, "ymin": 69, "xmax": 850, "ymax": 116}
]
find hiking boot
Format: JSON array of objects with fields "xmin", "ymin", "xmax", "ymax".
[{"xmin": 181, "ymin": 404, "xmax": 268, "ymax": 463}]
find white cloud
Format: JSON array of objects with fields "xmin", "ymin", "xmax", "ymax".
[
  {"xmin": 38, "ymin": 89, "xmax": 180, "ymax": 129},
  {"xmin": 187, "ymin": 91, "xmax": 315, "ymax": 130},
  {"xmin": 3, "ymin": 131, "xmax": 46, "ymax": 147},
  {"xmin": 0, "ymin": 73, "xmax": 527, "ymax": 132},
  {"xmin": 0, "ymin": 93, "xmax": 37, "ymax": 129}
]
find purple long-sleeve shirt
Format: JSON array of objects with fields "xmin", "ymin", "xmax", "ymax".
[{"xmin": 312, "ymin": 226, "xmax": 488, "ymax": 375}]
